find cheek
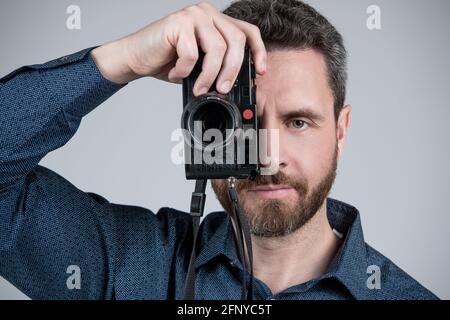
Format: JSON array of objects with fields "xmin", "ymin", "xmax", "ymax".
[{"xmin": 281, "ymin": 129, "xmax": 335, "ymax": 181}]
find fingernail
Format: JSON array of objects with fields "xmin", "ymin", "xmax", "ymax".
[{"xmin": 221, "ymin": 80, "xmax": 231, "ymax": 93}]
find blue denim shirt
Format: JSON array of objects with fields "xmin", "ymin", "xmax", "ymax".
[{"xmin": 0, "ymin": 47, "xmax": 438, "ymax": 300}]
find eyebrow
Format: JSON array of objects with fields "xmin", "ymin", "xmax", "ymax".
[{"xmin": 278, "ymin": 107, "xmax": 326, "ymax": 123}]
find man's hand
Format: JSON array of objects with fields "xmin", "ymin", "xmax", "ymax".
[{"xmin": 91, "ymin": 2, "xmax": 267, "ymax": 96}]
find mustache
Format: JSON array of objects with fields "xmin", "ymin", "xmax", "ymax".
[{"xmin": 236, "ymin": 171, "xmax": 308, "ymax": 194}]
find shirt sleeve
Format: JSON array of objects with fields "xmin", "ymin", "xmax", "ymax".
[
  {"xmin": 0, "ymin": 48, "xmax": 193, "ymax": 300},
  {"xmin": 0, "ymin": 48, "xmax": 127, "ymax": 299},
  {"xmin": 0, "ymin": 47, "xmax": 126, "ymax": 190}
]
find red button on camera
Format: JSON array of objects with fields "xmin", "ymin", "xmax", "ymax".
[{"xmin": 243, "ymin": 109, "xmax": 254, "ymax": 120}]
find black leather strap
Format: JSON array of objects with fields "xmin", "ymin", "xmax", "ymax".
[
  {"xmin": 228, "ymin": 181, "xmax": 254, "ymax": 300},
  {"xmin": 182, "ymin": 179, "xmax": 207, "ymax": 300},
  {"xmin": 182, "ymin": 178, "xmax": 253, "ymax": 300}
]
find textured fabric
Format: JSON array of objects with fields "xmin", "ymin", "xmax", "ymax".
[{"xmin": 0, "ymin": 47, "xmax": 438, "ymax": 300}]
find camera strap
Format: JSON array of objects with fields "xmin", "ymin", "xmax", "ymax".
[
  {"xmin": 182, "ymin": 179, "xmax": 207, "ymax": 300},
  {"xmin": 182, "ymin": 177, "xmax": 254, "ymax": 300},
  {"xmin": 227, "ymin": 177, "xmax": 254, "ymax": 300}
]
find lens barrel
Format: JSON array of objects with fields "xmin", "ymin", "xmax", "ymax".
[{"xmin": 182, "ymin": 94, "xmax": 242, "ymax": 149}]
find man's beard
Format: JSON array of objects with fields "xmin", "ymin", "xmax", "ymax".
[{"xmin": 211, "ymin": 144, "xmax": 338, "ymax": 238}]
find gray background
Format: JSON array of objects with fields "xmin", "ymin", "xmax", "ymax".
[{"xmin": 0, "ymin": 0, "xmax": 449, "ymax": 299}]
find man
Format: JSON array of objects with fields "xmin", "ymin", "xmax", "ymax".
[{"xmin": 0, "ymin": 0, "xmax": 437, "ymax": 299}]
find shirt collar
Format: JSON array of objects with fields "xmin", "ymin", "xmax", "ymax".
[
  {"xmin": 195, "ymin": 211, "xmax": 236, "ymax": 269},
  {"xmin": 324, "ymin": 198, "xmax": 368, "ymax": 299},
  {"xmin": 195, "ymin": 197, "xmax": 369, "ymax": 299}
]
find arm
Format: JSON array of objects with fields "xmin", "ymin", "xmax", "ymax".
[
  {"xmin": 0, "ymin": 48, "xmax": 125, "ymax": 190},
  {"xmin": 0, "ymin": 2, "xmax": 267, "ymax": 299},
  {"xmin": 0, "ymin": 48, "xmax": 126, "ymax": 299}
]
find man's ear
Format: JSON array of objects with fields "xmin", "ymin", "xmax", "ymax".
[{"xmin": 336, "ymin": 104, "xmax": 352, "ymax": 159}]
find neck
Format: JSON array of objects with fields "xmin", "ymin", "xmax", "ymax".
[{"xmin": 251, "ymin": 200, "xmax": 342, "ymax": 295}]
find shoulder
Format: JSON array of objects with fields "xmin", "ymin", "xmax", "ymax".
[{"xmin": 364, "ymin": 244, "xmax": 439, "ymax": 300}]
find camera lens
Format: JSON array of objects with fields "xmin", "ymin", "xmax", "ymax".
[
  {"xmin": 182, "ymin": 95, "xmax": 241, "ymax": 149},
  {"xmin": 196, "ymin": 101, "xmax": 232, "ymax": 134}
]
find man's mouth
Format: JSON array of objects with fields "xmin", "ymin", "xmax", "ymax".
[{"xmin": 247, "ymin": 184, "xmax": 294, "ymax": 199}]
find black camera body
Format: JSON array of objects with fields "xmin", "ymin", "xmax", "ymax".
[{"xmin": 181, "ymin": 47, "xmax": 259, "ymax": 180}]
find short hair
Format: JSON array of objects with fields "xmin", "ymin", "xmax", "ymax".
[{"xmin": 223, "ymin": 0, "xmax": 348, "ymax": 121}]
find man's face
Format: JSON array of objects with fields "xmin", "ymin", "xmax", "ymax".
[{"xmin": 212, "ymin": 49, "xmax": 351, "ymax": 238}]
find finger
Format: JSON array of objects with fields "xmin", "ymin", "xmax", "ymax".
[
  {"xmin": 225, "ymin": 16, "xmax": 267, "ymax": 75},
  {"xmin": 211, "ymin": 16, "xmax": 246, "ymax": 94},
  {"xmin": 193, "ymin": 23, "xmax": 227, "ymax": 96},
  {"xmin": 168, "ymin": 29, "xmax": 199, "ymax": 83}
]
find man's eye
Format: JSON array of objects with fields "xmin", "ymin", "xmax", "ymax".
[{"xmin": 289, "ymin": 119, "xmax": 309, "ymax": 130}]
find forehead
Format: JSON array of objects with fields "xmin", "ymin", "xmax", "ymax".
[{"xmin": 255, "ymin": 49, "xmax": 334, "ymax": 119}]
